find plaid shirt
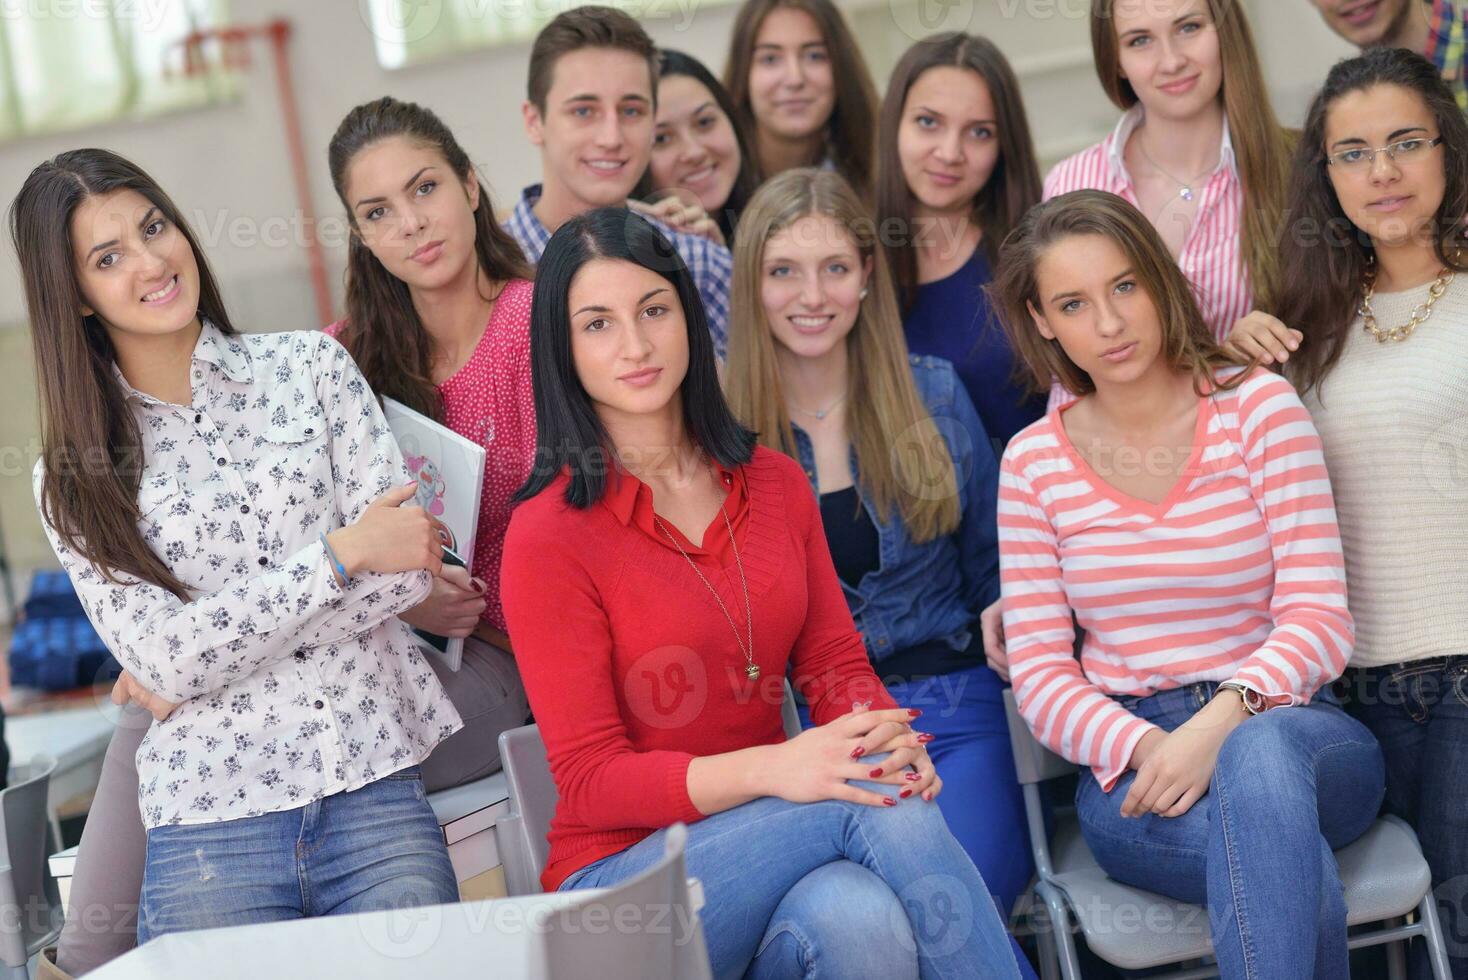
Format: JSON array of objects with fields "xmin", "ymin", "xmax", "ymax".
[
  {"xmin": 1425, "ymin": 0, "xmax": 1468, "ymax": 111},
  {"xmin": 508, "ymin": 185, "xmax": 731, "ymax": 360}
]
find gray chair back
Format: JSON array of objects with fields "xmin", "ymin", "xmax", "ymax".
[
  {"xmin": 536, "ymin": 823, "xmax": 712, "ymax": 980},
  {"xmin": 0, "ymin": 756, "xmax": 60, "ymax": 971},
  {"xmin": 781, "ymin": 679, "xmax": 802, "ymax": 740},
  {"xmin": 1003, "ymin": 690, "xmax": 1076, "ymax": 785},
  {"xmin": 496, "ymin": 725, "xmax": 557, "ymax": 896}
]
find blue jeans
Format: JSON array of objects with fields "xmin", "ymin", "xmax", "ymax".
[
  {"xmin": 138, "ymin": 766, "xmax": 458, "ymax": 941},
  {"xmin": 561, "ymin": 753, "xmax": 1033, "ymax": 980},
  {"xmin": 1346, "ymin": 657, "xmax": 1468, "ymax": 979},
  {"xmin": 801, "ymin": 663, "xmax": 1034, "ymax": 920},
  {"xmin": 1076, "ymin": 682, "xmax": 1384, "ymax": 980}
]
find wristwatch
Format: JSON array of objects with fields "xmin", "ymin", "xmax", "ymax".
[{"xmin": 1214, "ymin": 681, "xmax": 1267, "ymax": 716}]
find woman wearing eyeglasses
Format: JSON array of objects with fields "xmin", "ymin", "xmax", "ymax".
[{"xmin": 1227, "ymin": 47, "xmax": 1468, "ymax": 978}]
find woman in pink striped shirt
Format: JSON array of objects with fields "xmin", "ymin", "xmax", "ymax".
[
  {"xmin": 1042, "ymin": 0, "xmax": 1291, "ymax": 353},
  {"xmin": 990, "ymin": 189, "xmax": 1383, "ymax": 979}
]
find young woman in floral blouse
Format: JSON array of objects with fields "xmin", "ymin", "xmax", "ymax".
[
  {"xmin": 14, "ymin": 149, "xmax": 463, "ymax": 942},
  {"xmin": 41, "ymin": 100, "xmax": 544, "ymax": 974}
]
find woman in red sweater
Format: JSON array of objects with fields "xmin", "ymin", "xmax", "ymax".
[{"xmin": 500, "ymin": 208, "xmax": 1028, "ymax": 980}]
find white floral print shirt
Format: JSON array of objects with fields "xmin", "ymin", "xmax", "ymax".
[{"xmin": 34, "ymin": 323, "xmax": 462, "ymax": 828}]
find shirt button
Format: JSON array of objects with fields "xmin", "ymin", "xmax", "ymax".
[
  {"xmin": 216, "ymin": 457, "xmax": 227, "ymax": 466},
  {"xmin": 194, "ymin": 413, "xmax": 202, "ymax": 424},
  {"xmin": 314, "ymin": 700, "xmax": 324, "ymax": 710},
  {"xmin": 240, "ymin": 504, "xmax": 251, "ymax": 515},
  {"xmin": 293, "ymin": 652, "xmax": 306, "ymax": 663},
  {"xmin": 257, "ymin": 556, "xmax": 269, "ymax": 567},
  {"xmin": 303, "ymin": 427, "xmax": 314, "ymax": 436}
]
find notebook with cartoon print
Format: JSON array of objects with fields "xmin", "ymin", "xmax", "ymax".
[{"xmin": 383, "ymin": 397, "xmax": 487, "ymax": 672}]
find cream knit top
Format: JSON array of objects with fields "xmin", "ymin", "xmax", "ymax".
[{"xmin": 1301, "ymin": 272, "xmax": 1468, "ymax": 668}]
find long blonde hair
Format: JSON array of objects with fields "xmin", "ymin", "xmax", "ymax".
[
  {"xmin": 1091, "ymin": 0, "xmax": 1292, "ymax": 310},
  {"xmin": 726, "ymin": 169, "xmax": 959, "ymax": 542}
]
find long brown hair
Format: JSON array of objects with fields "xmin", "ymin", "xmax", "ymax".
[
  {"xmin": 328, "ymin": 96, "xmax": 531, "ymax": 421},
  {"xmin": 876, "ymin": 32, "xmax": 1042, "ymax": 309},
  {"xmin": 723, "ymin": 0, "xmax": 878, "ymax": 194},
  {"xmin": 725, "ymin": 169, "xmax": 960, "ymax": 542},
  {"xmin": 11, "ymin": 149, "xmax": 234, "ymax": 599},
  {"xmin": 991, "ymin": 189, "xmax": 1250, "ymax": 399},
  {"xmin": 1091, "ymin": 0, "xmax": 1292, "ymax": 310},
  {"xmin": 1277, "ymin": 48, "xmax": 1468, "ymax": 394}
]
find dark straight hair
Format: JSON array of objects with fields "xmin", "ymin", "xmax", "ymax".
[
  {"xmin": 11, "ymin": 148, "xmax": 234, "ymax": 599},
  {"xmin": 875, "ymin": 32, "xmax": 1042, "ymax": 311},
  {"xmin": 1277, "ymin": 47, "xmax": 1468, "ymax": 394},
  {"xmin": 516, "ymin": 208, "xmax": 755, "ymax": 509},
  {"xmin": 328, "ymin": 96, "xmax": 532, "ymax": 422},
  {"xmin": 637, "ymin": 48, "xmax": 761, "ymax": 241}
]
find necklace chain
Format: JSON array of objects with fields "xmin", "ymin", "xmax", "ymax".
[
  {"xmin": 1359, "ymin": 263, "xmax": 1456, "ymax": 344},
  {"xmin": 653, "ymin": 486, "xmax": 758, "ymax": 681},
  {"xmin": 790, "ymin": 394, "xmax": 846, "ymax": 421},
  {"xmin": 1135, "ymin": 134, "xmax": 1214, "ymax": 203}
]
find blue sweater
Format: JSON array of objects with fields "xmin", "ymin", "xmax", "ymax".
[{"xmin": 902, "ymin": 244, "xmax": 1044, "ymax": 454}]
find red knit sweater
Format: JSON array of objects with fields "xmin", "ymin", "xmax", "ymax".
[{"xmin": 500, "ymin": 446, "xmax": 897, "ymax": 890}]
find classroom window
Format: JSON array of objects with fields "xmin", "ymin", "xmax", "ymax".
[
  {"xmin": 364, "ymin": 0, "xmax": 724, "ymax": 70},
  {"xmin": 0, "ymin": 0, "xmax": 235, "ymax": 143}
]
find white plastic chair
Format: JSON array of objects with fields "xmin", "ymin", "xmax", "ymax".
[
  {"xmin": 1002, "ymin": 691, "xmax": 1452, "ymax": 980},
  {"xmin": 535, "ymin": 822, "xmax": 712, "ymax": 979},
  {"xmin": 0, "ymin": 756, "xmax": 61, "ymax": 980},
  {"xmin": 496, "ymin": 724, "xmax": 557, "ymax": 898}
]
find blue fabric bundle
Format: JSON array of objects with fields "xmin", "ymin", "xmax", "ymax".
[{"xmin": 10, "ymin": 571, "xmax": 119, "ymax": 690}]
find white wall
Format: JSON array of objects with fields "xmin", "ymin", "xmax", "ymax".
[{"xmin": 0, "ymin": 0, "xmax": 1357, "ymax": 573}]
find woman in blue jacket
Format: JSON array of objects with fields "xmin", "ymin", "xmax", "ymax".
[{"xmin": 725, "ymin": 167, "xmax": 1031, "ymax": 922}]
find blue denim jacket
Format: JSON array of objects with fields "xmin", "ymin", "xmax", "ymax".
[{"xmin": 791, "ymin": 355, "xmax": 1001, "ymax": 666}]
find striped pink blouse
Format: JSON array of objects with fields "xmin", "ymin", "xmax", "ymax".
[
  {"xmin": 1043, "ymin": 106, "xmax": 1251, "ymax": 344},
  {"xmin": 998, "ymin": 368, "xmax": 1352, "ymax": 791}
]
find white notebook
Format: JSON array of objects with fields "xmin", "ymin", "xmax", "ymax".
[{"xmin": 382, "ymin": 397, "xmax": 487, "ymax": 672}]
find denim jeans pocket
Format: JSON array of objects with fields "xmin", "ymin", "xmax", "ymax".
[
  {"xmin": 1383, "ymin": 663, "xmax": 1443, "ymax": 722},
  {"xmin": 378, "ymin": 765, "xmax": 423, "ymax": 781},
  {"xmin": 1115, "ymin": 685, "xmax": 1208, "ymax": 732}
]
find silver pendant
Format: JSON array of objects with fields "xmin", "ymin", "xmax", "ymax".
[
  {"xmin": 1180, "ymin": 187, "xmax": 1195, "ymax": 202},
  {"xmin": 746, "ymin": 663, "xmax": 761, "ymax": 680}
]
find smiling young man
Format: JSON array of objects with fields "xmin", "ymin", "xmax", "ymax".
[
  {"xmin": 1310, "ymin": 0, "xmax": 1468, "ymax": 109},
  {"xmin": 514, "ymin": 6, "xmax": 732, "ymax": 357}
]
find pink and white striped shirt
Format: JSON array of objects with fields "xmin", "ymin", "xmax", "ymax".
[
  {"xmin": 998, "ymin": 368, "xmax": 1352, "ymax": 791},
  {"xmin": 1043, "ymin": 106, "xmax": 1251, "ymax": 344}
]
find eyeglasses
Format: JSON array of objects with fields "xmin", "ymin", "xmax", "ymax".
[{"xmin": 1325, "ymin": 136, "xmax": 1444, "ymax": 171}]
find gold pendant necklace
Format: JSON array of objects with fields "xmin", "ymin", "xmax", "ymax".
[{"xmin": 654, "ymin": 490, "xmax": 758, "ymax": 681}]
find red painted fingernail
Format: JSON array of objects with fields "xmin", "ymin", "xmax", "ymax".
[
  {"xmin": 917, "ymin": 733, "xmax": 935, "ymax": 744},
  {"xmin": 908, "ymin": 708, "xmax": 923, "ymax": 717},
  {"xmin": 922, "ymin": 791, "xmax": 933, "ymax": 802},
  {"xmin": 900, "ymin": 789, "xmax": 913, "ymax": 799},
  {"xmin": 883, "ymin": 797, "xmax": 896, "ymax": 807},
  {"xmin": 905, "ymin": 772, "xmax": 920, "ymax": 782},
  {"xmin": 869, "ymin": 767, "xmax": 883, "ymax": 778},
  {"xmin": 850, "ymin": 747, "xmax": 865, "ymax": 759}
]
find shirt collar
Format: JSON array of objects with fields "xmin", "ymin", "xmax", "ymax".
[
  {"xmin": 511, "ymin": 184, "xmax": 550, "ymax": 261},
  {"xmin": 193, "ymin": 319, "xmax": 253, "ymax": 383},
  {"xmin": 1105, "ymin": 104, "xmax": 1239, "ymax": 188},
  {"xmin": 112, "ymin": 318, "xmax": 252, "ymax": 405},
  {"xmin": 602, "ymin": 456, "xmax": 745, "ymax": 551}
]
